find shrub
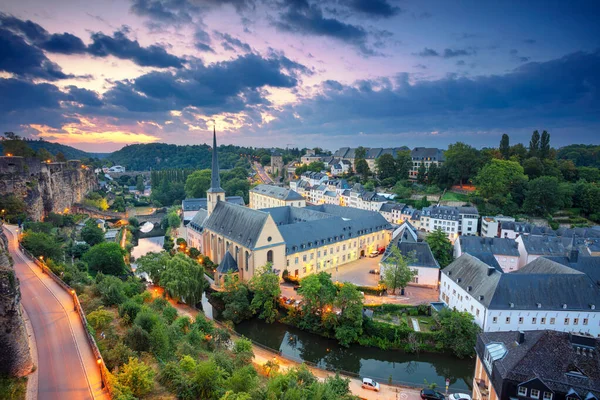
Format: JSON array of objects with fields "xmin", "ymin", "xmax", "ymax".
[
  {"xmin": 125, "ymin": 325, "xmax": 150, "ymax": 352},
  {"xmin": 119, "ymin": 300, "xmax": 142, "ymax": 322}
]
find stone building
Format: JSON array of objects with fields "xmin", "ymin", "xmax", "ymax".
[
  {"xmin": 249, "ymin": 184, "xmax": 305, "ymax": 209},
  {"xmin": 270, "ymin": 151, "xmax": 284, "ymax": 177}
]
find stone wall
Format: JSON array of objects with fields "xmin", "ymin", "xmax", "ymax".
[
  {"xmin": 0, "ymin": 231, "xmax": 33, "ymax": 377},
  {"xmin": 0, "ymin": 156, "xmax": 97, "ymax": 221}
]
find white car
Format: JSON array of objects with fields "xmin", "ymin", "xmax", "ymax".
[
  {"xmin": 361, "ymin": 378, "xmax": 380, "ymax": 392},
  {"xmin": 449, "ymin": 394, "xmax": 472, "ymax": 400},
  {"xmin": 368, "ymin": 251, "xmax": 379, "ymax": 258}
]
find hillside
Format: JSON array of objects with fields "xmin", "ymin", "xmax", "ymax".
[{"xmin": 0, "ymin": 139, "xmax": 106, "ymax": 160}]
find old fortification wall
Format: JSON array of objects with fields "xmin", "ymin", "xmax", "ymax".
[
  {"xmin": 0, "ymin": 231, "xmax": 33, "ymax": 377},
  {"xmin": 0, "ymin": 156, "xmax": 97, "ymax": 221}
]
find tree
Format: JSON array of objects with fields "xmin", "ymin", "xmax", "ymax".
[
  {"xmin": 558, "ymin": 159, "xmax": 578, "ymax": 182},
  {"xmin": 297, "ymin": 272, "xmax": 337, "ymax": 330},
  {"xmin": 381, "ymin": 247, "xmax": 416, "ymax": 295},
  {"xmin": 184, "ymin": 169, "xmax": 212, "ymax": 198},
  {"xmin": 87, "ymin": 307, "xmax": 114, "ymax": 332},
  {"xmin": 167, "ymin": 211, "xmax": 180, "ymax": 229},
  {"xmin": 248, "ymin": 263, "xmax": 281, "ymax": 323},
  {"xmin": 21, "ymin": 231, "xmax": 64, "ymax": 261},
  {"xmin": 307, "ymin": 161, "xmax": 325, "ymax": 172},
  {"xmin": 529, "ymin": 130, "xmax": 540, "ymax": 158},
  {"xmin": 393, "ymin": 181, "xmax": 412, "ymax": 199},
  {"xmin": 84, "ymin": 242, "xmax": 126, "ymax": 275},
  {"xmin": 540, "ymin": 130, "xmax": 550, "ymax": 160},
  {"xmin": 112, "ymin": 196, "xmax": 126, "ymax": 212},
  {"xmin": 117, "ymin": 357, "xmax": 155, "ymax": 398},
  {"xmin": 444, "ymin": 142, "xmax": 481, "ymax": 187},
  {"xmin": 2, "ymin": 138, "xmax": 35, "ymax": 157},
  {"xmin": 334, "ymin": 283, "xmax": 364, "ymax": 346},
  {"xmin": 435, "ymin": 309, "xmax": 480, "ymax": 358},
  {"xmin": 136, "ymin": 251, "xmax": 171, "ymax": 286},
  {"xmin": 426, "ymin": 229, "xmax": 453, "ymax": 268},
  {"xmin": 37, "ymin": 148, "xmax": 53, "ymax": 162},
  {"xmin": 355, "ymin": 147, "xmax": 367, "ymax": 159},
  {"xmin": 160, "ymin": 253, "xmax": 208, "ymax": 307},
  {"xmin": 475, "ymin": 159, "xmax": 528, "ymax": 200},
  {"xmin": 499, "ymin": 134, "xmax": 510, "ymax": 160},
  {"xmin": 523, "ymin": 176, "xmax": 572, "ymax": 216},
  {"xmin": 221, "ymin": 274, "xmax": 252, "ymax": 323},
  {"xmin": 573, "ymin": 180, "xmax": 600, "ymax": 216},
  {"xmin": 136, "ymin": 175, "xmax": 145, "ymax": 192},
  {"xmin": 55, "ymin": 151, "xmax": 66, "ymax": 162},
  {"xmin": 355, "ymin": 158, "xmax": 370, "ymax": 179},
  {"xmin": 427, "ymin": 163, "xmax": 440, "ymax": 185},
  {"xmin": 81, "ymin": 221, "xmax": 105, "ymax": 246},
  {"xmin": 232, "ymin": 338, "xmax": 254, "ymax": 368},
  {"xmin": 395, "ymin": 150, "xmax": 412, "ymax": 181},
  {"xmin": 416, "ymin": 162, "xmax": 427, "ymax": 184},
  {"xmin": 375, "ymin": 154, "xmax": 396, "ymax": 181}
]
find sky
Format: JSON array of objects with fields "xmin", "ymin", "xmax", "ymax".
[{"xmin": 1, "ymin": 0, "xmax": 599, "ymax": 152}]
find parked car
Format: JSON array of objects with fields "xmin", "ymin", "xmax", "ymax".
[
  {"xmin": 361, "ymin": 378, "xmax": 380, "ymax": 392},
  {"xmin": 449, "ymin": 394, "xmax": 472, "ymax": 400},
  {"xmin": 420, "ymin": 389, "xmax": 446, "ymax": 400},
  {"xmin": 285, "ymin": 297, "xmax": 294, "ymax": 305},
  {"xmin": 378, "ymin": 247, "xmax": 386, "ymax": 254},
  {"xmin": 369, "ymin": 269, "xmax": 380, "ymax": 274},
  {"xmin": 368, "ymin": 251, "xmax": 379, "ymax": 258}
]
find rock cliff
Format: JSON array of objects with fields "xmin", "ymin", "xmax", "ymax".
[
  {"xmin": 0, "ymin": 231, "xmax": 33, "ymax": 377},
  {"xmin": 0, "ymin": 156, "xmax": 97, "ymax": 221}
]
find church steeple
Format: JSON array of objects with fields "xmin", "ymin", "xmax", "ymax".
[{"xmin": 207, "ymin": 124, "xmax": 225, "ymax": 216}]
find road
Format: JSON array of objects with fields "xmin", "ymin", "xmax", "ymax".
[
  {"xmin": 3, "ymin": 225, "xmax": 107, "ymax": 400},
  {"xmin": 253, "ymin": 161, "xmax": 274, "ymax": 184}
]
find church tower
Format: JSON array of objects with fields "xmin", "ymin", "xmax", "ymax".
[{"xmin": 207, "ymin": 125, "xmax": 225, "ymax": 215}]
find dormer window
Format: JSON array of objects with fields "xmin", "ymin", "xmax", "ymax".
[
  {"xmin": 563, "ymin": 304, "xmax": 567, "ymax": 309},
  {"xmin": 531, "ymin": 389, "xmax": 540, "ymax": 399},
  {"xmin": 518, "ymin": 387, "xmax": 527, "ymax": 396}
]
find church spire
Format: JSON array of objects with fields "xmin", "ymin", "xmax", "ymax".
[{"xmin": 209, "ymin": 124, "xmax": 223, "ymax": 192}]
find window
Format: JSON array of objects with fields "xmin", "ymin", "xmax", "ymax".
[
  {"xmin": 267, "ymin": 250, "xmax": 273, "ymax": 264},
  {"xmin": 531, "ymin": 389, "xmax": 540, "ymax": 399},
  {"xmin": 550, "ymin": 318, "xmax": 555, "ymax": 325},
  {"xmin": 295, "ymin": 257, "xmax": 298, "ymax": 264},
  {"xmin": 543, "ymin": 392, "xmax": 553, "ymax": 400},
  {"xmin": 519, "ymin": 317, "xmax": 524, "ymax": 324},
  {"xmin": 583, "ymin": 318, "xmax": 588, "ymax": 325},
  {"xmin": 493, "ymin": 317, "xmax": 498, "ymax": 323},
  {"xmin": 541, "ymin": 317, "xmax": 546, "ymax": 324},
  {"xmin": 470, "ymin": 305, "xmax": 473, "ymax": 312},
  {"xmin": 518, "ymin": 387, "xmax": 527, "ymax": 396},
  {"xmin": 532, "ymin": 317, "xmax": 537, "ymax": 324},
  {"xmin": 565, "ymin": 318, "xmax": 570, "ymax": 325},
  {"xmin": 476, "ymin": 309, "xmax": 480, "ymax": 317},
  {"xmin": 310, "ymin": 253, "xmax": 314, "ymax": 260},
  {"xmin": 506, "ymin": 317, "xmax": 511, "ymax": 324}
]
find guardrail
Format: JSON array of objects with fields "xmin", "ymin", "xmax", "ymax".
[{"xmin": 18, "ymin": 244, "xmax": 113, "ymax": 399}]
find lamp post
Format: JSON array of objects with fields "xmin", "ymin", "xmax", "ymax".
[
  {"xmin": 70, "ymin": 289, "xmax": 77, "ymax": 311},
  {"xmin": 39, "ymin": 256, "xmax": 45, "ymax": 273}
]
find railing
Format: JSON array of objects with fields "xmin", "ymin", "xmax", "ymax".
[{"xmin": 18, "ymin": 243, "xmax": 113, "ymax": 399}]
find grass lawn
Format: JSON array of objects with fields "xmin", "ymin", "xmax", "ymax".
[
  {"xmin": 0, "ymin": 376, "xmax": 27, "ymax": 400},
  {"xmin": 416, "ymin": 316, "xmax": 436, "ymax": 332},
  {"xmin": 441, "ymin": 192, "xmax": 470, "ymax": 202}
]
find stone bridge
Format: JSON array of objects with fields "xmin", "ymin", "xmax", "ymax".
[{"xmin": 71, "ymin": 204, "xmax": 128, "ymax": 220}]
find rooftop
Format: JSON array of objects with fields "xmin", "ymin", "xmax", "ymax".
[
  {"xmin": 459, "ymin": 236, "xmax": 519, "ymax": 256},
  {"xmin": 182, "ymin": 196, "xmax": 245, "ymax": 211},
  {"xmin": 251, "ymin": 184, "xmax": 304, "ymax": 201}
]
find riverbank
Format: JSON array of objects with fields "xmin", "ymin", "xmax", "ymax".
[{"xmin": 146, "ymin": 285, "xmax": 431, "ymax": 399}]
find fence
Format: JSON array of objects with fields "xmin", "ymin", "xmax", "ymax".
[{"xmin": 18, "ymin": 244, "xmax": 114, "ymax": 399}]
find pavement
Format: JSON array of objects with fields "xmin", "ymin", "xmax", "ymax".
[
  {"xmin": 4, "ymin": 225, "xmax": 108, "ymax": 400},
  {"xmin": 254, "ymin": 161, "xmax": 274, "ymax": 184},
  {"xmin": 146, "ymin": 285, "xmax": 423, "ymax": 400}
]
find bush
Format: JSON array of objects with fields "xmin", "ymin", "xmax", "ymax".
[
  {"xmin": 125, "ymin": 325, "xmax": 150, "ymax": 352},
  {"xmin": 134, "ymin": 308, "xmax": 161, "ymax": 333},
  {"xmin": 119, "ymin": 300, "xmax": 142, "ymax": 322}
]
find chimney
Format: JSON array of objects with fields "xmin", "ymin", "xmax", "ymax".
[
  {"xmin": 569, "ymin": 249, "xmax": 579, "ymax": 263},
  {"xmin": 517, "ymin": 331, "xmax": 525, "ymax": 344}
]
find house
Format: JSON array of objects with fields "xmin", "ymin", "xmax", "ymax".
[
  {"xmin": 440, "ymin": 254, "xmax": 600, "ymax": 336},
  {"xmin": 249, "ymin": 184, "xmax": 305, "ymax": 209},
  {"xmin": 333, "ymin": 146, "xmax": 409, "ymax": 171},
  {"xmin": 409, "ymin": 147, "xmax": 444, "ymax": 180},
  {"xmin": 458, "ymin": 206, "xmax": 479, "ymax": 236},
  {"xmin": 381, "ymin": 236, "xmax": 440, "ymax": 288},
  {"xmin": 330, "ymin": 159, "xmax": 351, "ymax": 176},
  {"xmin": 481, "ymin": 215, "xmax": 515, "ymax": 238},
  {"xmin": 454, "ymin": 236, "xmax": 520, "ymax": 272},
  {"xmin": 420, "ymin": 205, "xmax": 460, "ymax": 238},
  {"xmin": 107, "ymin": 165, "xmax": 125, "ymax": 173},
  {"xmin": 379, "ymin": 202, "xmax": 406, "ymax": 224},
  {"xmin": 501, "ymin": 221, "xmax": 554, "ymax": 239},
  {"xmin": 473, "ymin": 330, "xmax": 600, "ymax": 400},
  {"xmin": 516, "ymin": 235, "xmax": 567, "ymax": 268}
]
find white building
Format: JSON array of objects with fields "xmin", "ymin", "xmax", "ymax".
[
  {"xmin": 454, "ymin": 236, "xmax": 520, "ymax": 272},
  {"xmin": 481, "ymin": 216, "xmax": 515, "ymax": 238},
  {"xmin": 500, "ymin": 221, "xmax": 554, "ymax": 239},
  {"xmin": 440, "ymin": 254, "xmax": 600, "ymax": 336},
  {"xmin": 108, "ymin": 165, "xmax": 125, "ymax": 173},
  {"xmin": 249, "ymin": 184, "xmax": 305, "ymax": 209},
  {"xmin": 458, "ymin": 206, "xmax": 479, "ymax": 236},
  {"xmin": 515, "ymin": 234, "xmax": 567, "ymax": 268}
]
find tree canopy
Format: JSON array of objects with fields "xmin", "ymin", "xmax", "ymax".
[
  {"xmin": 84, "ymin": 242, "xmax": 127, "ymax": 275},
  {"xmin": 381, "ymin": 247, "xmax": 417, "ymax": 294}
]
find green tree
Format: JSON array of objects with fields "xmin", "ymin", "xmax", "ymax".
[
  {"xmin": 334, "ymin": 283, "xmax": 364, "ymax": 346},
  {"xmin": 577, "ymin": 167, "xmax": 600, "ymax": 182},
  {"xmin": 395, "ymin": 150, "xmax": 412, "ymax": 181},
  {"xmin": 232, "ymin": 338, "xmax": 254, "ymax": 368},
  {"xmin": 37, "ymin": 148, "xmax": 53, "ymax": 162},
  {"xmin": 87, "ymin": 307, "xmax": 114, "ymax": 332},
  {"xmin": 444, "ymin": 142, "xmax": 481, "ymax": 187},
  {"xmin": 184, "ymin": 169, "xmax": 212, "ymax": 198},
  {"xmin": 221, "ymin": 274, "xmax": 252, "ymax": 323},
  {"xmin": 499, "ymin": 133, "xmax": 510, "ymax": 160},
  {"xmin": 393, "ymin": 181, "xmax": 412, "ymax": 199},
  {"xmin": 260, "ymin": 154, "xmax": 271, "ymax": 166},
  {"xmin": 375, "ymin": 154, "xmax": 396, "ymax": 181},
  {"xmin": 355, "ymin": 158, "xmax": 370, "ymax": 179},
  {"xmin": 307, "ymin": 161, "xmax": 325, "ymax": 172},
  {"xmin": 117, "ymin": 357, "xmax": 155, "ymax": 398},
  {"xmin": 167, "ymin": 211, "xmax": 180, "ymax": 229},
  {"xmin": 136, "ymin": 175, "xmax": 145, "ymax": 192},
  {"xmin": 355, "ymin": 147, "xmax": 367, "ymax": 159},
  {"xmin": 558, "ymin": 159, "xmax": 578, "ymax": 182},
  {"xmin": 416, "ymin": 162, "xmax": 427, "ymax": 184},
  {"xmin": 160, "ymin": 253, "xmax": 208, "ymax": 307},
  {"xmin": 84, "ymin": 242, "xmax": 126, "ymax": 275},
  {"xmin": 82, "ymin": 221, "xmax": 105, "ymax": 246},
  {"xmin": 21, "ymin": 231, "xmax": 64, "ymax": 261},
  {"xmin": 136, "ymin": 251, "xmax": 171, "ymax": 286},
  {"xmin": 55, "ymin": 151, "xmax": 66, "ymax": 162},
  {"xmin": 427, "ymin": 163, "xmax": 440, "ymax": 185},
  {"xmin": 381, "ymin": 247, "xmax": 416, "ymax": 294},
  {"xmin": 540, "ymin": 130, "xmax": 550, "ymax": 160},
  {"xmin": 573, "ymin": 180, "xmax": 600, "ymax": 216},
  {"xmin": 426, "ymin": 229, "xmax": 453, "ymax": 268},
  {"xmin": 248, "ymin": 263, "xmax": 281, "ymax": 323},
  {"xmin": 435, "ymin": 309, "xmax": 480, "ymax": 358},
  {"xmin": 529, "ymin": 130, "xmax": 540, "ymax": 158},
  {"xmin": 297, "ymin": 272, "xmax": 337, "ymax": 330},
  {"xmin": 112, "ymin": 196, "xmax": 126, "ymax": 212},
  {"xmin": 2, "ymin": 138, "xmax": 35, "ymax": 157},
  {"xmin": 475, "ymin": 159, "xmax": 528, "ymax": 200},
  {"xmin": 523, "ymin": 176, "xmax": 572, "ymax": 216}
]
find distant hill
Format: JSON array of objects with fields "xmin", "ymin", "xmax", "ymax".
[{"xmin": 0, "ymin": 139, "xmax": 108, "ymax": 160}]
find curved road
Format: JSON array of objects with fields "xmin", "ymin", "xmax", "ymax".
[{"xmin": 4, "ymin": 225, "xmax": 107, "ymax": 400}]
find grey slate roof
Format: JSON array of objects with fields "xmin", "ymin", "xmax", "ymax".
[
  {"xmin": 217, "ymin": 251, "xmax": 238, "ymax": 273},
  {"xmin": 501, "ymin": 221, "xmax": 555, "ymax": 236},
  {"xmin": 520, "ymin": 235, "xmax": 566, "ymax": 255},
  {"xmin": 468, "ymin": 252, "xmax": 503, "ymax": 272},
  {"xmin": 182, "ymin": 196, "xmax": 245, "ymax": 211},
  {"xmin": 459, "ymin": 236, "xmax": 519, "ymax": 256},
  {"xmin": 383, "ymin": 241, "xmax": 439, "ymax": 268},
  {"xmin": 476, "ymin": 331, "xmax": 600, "ymax": 400},
  {"xmin": 411, "ymin": 147, "xmax": 445, "ymax": 161},
  {"xmin": 547, "ymin": 254, "xmax": 600, "ymax": 286},
  {"xmin": 188, "ymin": 208, "xmax": 208, "ymax": 233},
  {"xmin": 204, "ymin": 202, "xmax": 269, "ymax": 249},
  {"xmin": 421, "ymin": 205, "xmax": 459, "ymax": 220},
  {"xmin": 251, "ymin": 184, "xmax": 304, "ymax": 201},
  {"xmin": 457, "ymin": 206, "xmax": 479, "ymax": 215},
  {"xmin": 443, "ymin": 254, "xmax": 600, "ymax": 310}
]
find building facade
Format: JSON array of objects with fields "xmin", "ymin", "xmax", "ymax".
[
  {"xmin": 249, "ymin": 184, "xmax": 305, "ymax": 209},
  {"xmin": 409, "ymin": 147, "xmax": 444, "ymax": 180}
]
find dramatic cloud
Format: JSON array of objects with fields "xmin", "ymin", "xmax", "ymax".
[
  {"xmin": 40, "ymin": 33, "xmax": 87, "ymax": 54},
  {"xmin": 217, "ymin": 32, "xmax": 252, "ymax": 52},
  {"xmin": 346, "ymin": 0, "xmax": 400, "ymax": 18},
  {"xmin": 88, "ymin": 29, "xmax": 185, "ymax": 68},
  {"xmin": 416, "ymin": 47, "xmax": 475, "ymax": 58},
  {"xmin": 130, "ymin": 0, "xmax": 200, "ymax": 24}
]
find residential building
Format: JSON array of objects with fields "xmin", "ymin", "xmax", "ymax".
[
  {"xmin": 473, "ymin": 330, "xmax": 600, "ymax": 400},
  {"xmin": 379, "ymin": 202, "xmax": 407, "ymax": 224},
  {"xmin": 107, "ymin": 165, "xmax": 125, "ymax": 173},
  {"xmin": 458, "ymin": 206, "xmax": 479, "ymax": 236},
  {"xmin": 381, "ymin": 224, "xmax": 440, "ymax": 287},
  {"xmin": 330, "ymin": 159, "xmax": 352, "ymax": 176},
  {"xmin": 440, "ymin": 254, "xmax": 600, "ymax": 335},
  {"xmin": 501, "ymin": 221, "xmax": 554, "ymax": 239},
  {"xmin": 420, "ymin": 205, "xmax": 460, "ymax": 237},
  {"xmin": 249, "ymin": 184, "xmax": 305, "ymax": 209},
  {"xmin": 300, "ymin": 150, "xmax": 328, "ymax": 165},
  {"xmin": 409, "ymin": 147, "xmax": 444, "ymax": 180},
  {"xmin": 333, "ymin": 147, "xmax": 409, "ymax": 171},
  {"xmin": 481, "ymin": 215, "xmax": 515, "ymax": 238},
  {"xmin": 454, "ymin": 236, "xmax": 520, "ymax": 272},
  {"xmin": 516, "ymin": 235, "xmax": 567, "ymax": 268},
  {"xmin": 300, "ymin": 171, "xmax": 328, "ymax": 186}
]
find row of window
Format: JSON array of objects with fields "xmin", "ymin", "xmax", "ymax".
[
  {"xmin": 493, "ymin": 316, "xmax": 589, "ymax": 325},
  {"xmin": 518, "ymin": 386, "xmax": 552, "ymax": 400}
]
